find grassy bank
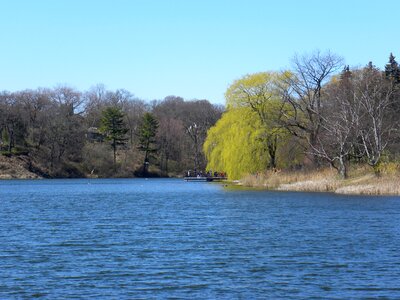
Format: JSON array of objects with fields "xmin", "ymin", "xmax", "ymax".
[{"xmin": 239, "ymin": 164, "xmax": 400, "ymax": 195}]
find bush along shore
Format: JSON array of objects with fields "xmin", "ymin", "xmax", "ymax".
[{"xmin": 237, "ymin": 164, "xmax": 400, "ymax": 196}]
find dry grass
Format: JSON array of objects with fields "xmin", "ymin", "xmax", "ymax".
[
  {"xmin": 336, "ymin": 176, "xmax": 400, "ymax": 195},
  {"xmin": 240, "ymin": 165, "xmax": 400, "ymax": 195}
]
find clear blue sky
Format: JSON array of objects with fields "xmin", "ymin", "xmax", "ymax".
[{"xmin": 1, "ymin": 0, "xmax": 399, "ymax": 104}]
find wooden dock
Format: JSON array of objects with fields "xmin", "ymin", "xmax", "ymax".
[{"xmin": 184, "ymin": 176, "xmax": 227, "ymax": 182}]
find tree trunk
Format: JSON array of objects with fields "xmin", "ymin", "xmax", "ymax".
[
  {"xmin": 165, "ymin": 154, "xmax": 169, "ymax": 176},
  {"xmin": 112, "ymin": 139, "xmax": 117, "ymax": 172},
  {"xmin": 7, "ymin": 126, "xmax": 14, "ymax": 153},
  {"xmin": 267, "ymin": 135, "xmax": 277, "ymax": 169},
  {"xmin": 308, "ymin": 131, "xmax": 321, "ymax": 167},
  {"xmin": 338, "ymin": 156, "xmax": 348, "ymax": 179},
  {"xmin": 142, "ymin": 151, "xmax": 149, "ymax": 177},
  {"xmin": 194, "ymin": 136, "xmax": 199, "ymax": 171}
]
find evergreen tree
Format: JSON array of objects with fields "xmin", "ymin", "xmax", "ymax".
[
  {"xmin": 384, "ymin": 53, "xmax": 400, "ymax": 115},
  {"xmin": 367, "ymin": 61, "xmax": 376, "ymax": 70},
  {"xmin": 340, "ymin": 65, "xmax": 352, "ymax": 81},
  {"xmin": 137, "ymin": 112, "xmax": 159, "ymax": 176},
  {"xmin": 99, "ymin": 107, "xmax": 128, "ymax": 170},
  {"xmin": 385, "ymin": 53, "xmax": 400, "ymax": 83}
]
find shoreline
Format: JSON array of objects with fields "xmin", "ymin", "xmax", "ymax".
[
  {"xmin": 0, "ymin": 155, "xmax": 178, "ymax": 180},
  {"xmin": 2, "ymin": 173, "xmax": 399, "ymax": 196},
  {"xmin": 234, "ymin": 167, "xmax": 400, "ymax": 196},
  {"xmin": 1, "ymin": 155, "xmax": 399, "ymax": 196}
]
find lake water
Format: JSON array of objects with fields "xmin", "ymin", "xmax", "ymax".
[{"xmin": 0, "ymin": 179, "xmax": 400, "ymax": 299}]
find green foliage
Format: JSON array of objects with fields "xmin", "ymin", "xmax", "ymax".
[
  {"xmin": 138, "ymin": 112, "xmax": 159, "ymax": 153},
  {"xmin": 385, "ymin": 53, "xmax": 400, "ymax": 83},
  {"xmin": 204, "ymin": 72, "xmax": 301, "ymax": 180},
  {"xmin": 375, "ymin": 161, "xmax": 400, "ymax": 175},
  {"xmin": 99, "ymin": 107, "xmax": 129, "ymax": 144},
  {"xmin": 224, "ymin": 72, "xmax": 292, "ymax": 169},
  {"xmin": 137, "ymin": 112, "xmax": 159, "ymax": 175},
  {"xmin": 204, "ymin": 107, "xmax": 270, "ymax": 180},
  {"xmin": 225, "ymin": 71, "xmax": 289, "ymax": 110},
  {"xmin": 99, "ymin": 106, "xmax": 128, "ymax": 168}
]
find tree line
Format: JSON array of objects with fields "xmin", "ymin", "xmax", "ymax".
[
  {"xmin": 0, "ymin": 85, "xmax": 223, "ymax": 177},
  {"xmin": 204, "ymin": 51, "xmax": 400, "ymax": 179},
  {"xmin": 2, "ymin": 51, "xmax": 399, "ymax": 180}
]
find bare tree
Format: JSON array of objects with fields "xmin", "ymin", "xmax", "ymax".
[
  {"xmin": 156, "ymin": 117, "xmax": 183, "ymax": 175},
  {"xmin": 152, "ymin": 96, "xmax": 223, "ymax": 173},
  {"xmin": 282, "ymin": 50, "xmax": 344, "ymax": 165},
  {"xmin": 355, "ymin": 64, "xmax": 397, "ymax": 173},
  {"xmin": 51, "ymin": 86, "xmax": 84, "ymax": 115},
  {"xmin": 310, "ymin": 67, "xmax": 362, "ymax": 178},
  {"xmin": 83, "ymin": 84, "xmax": 109, "ymax": 127},
  {"xmin": 0, "ymin": 92, "xmax": 26, "ymax": 153},
  {"xmin": 17, "ymin": 89, "xmax": 52, "ymax": 149},
  {"xmin": 120, "ymin": 95, "xmax": 147, "ymax": 146},
  {"xmin": 181, "ymin": 100, "xmax": 223, "ymax": 171}
]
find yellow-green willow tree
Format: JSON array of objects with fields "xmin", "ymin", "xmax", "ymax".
[
  {"xmin": 203, "ymin": 107, "xmax": 269, "ymax": 180},
  {"xmin": 225, "ymin": 72, "xmax": 291, "ymax": 169},
  {"xmin": 204, "ymin": 72, "xmax": 301, "ymax": 180}
]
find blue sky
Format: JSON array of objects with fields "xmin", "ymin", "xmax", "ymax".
[{"xmin": 1, "ymin": 0, "xmax": 399, "ymax": 104}]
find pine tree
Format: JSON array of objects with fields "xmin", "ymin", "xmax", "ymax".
[
  {"xmin": 137, "ymin": 112, "xmax": 159, "ymax": 176},
  {"xmin": 99, "ymin": 107, "xmax": 128, "ymax": 170},
  {"xmin": 367, "ymin": 61, "xmax": 376, "ymax": 70},
  {"xmin": 385, "ymin": 53, "xmax": 400, "ymax": 114},
  {"xmin": 340, "ymin": 65, "xmax": 352, "ymax": 81},
  {"xmin": 385, "ymin": 53, "xmax": 400, "ymax": 83}
]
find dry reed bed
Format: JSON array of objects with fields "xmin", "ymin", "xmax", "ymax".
[{"xmin": 240, "ymin": 167, "xmax": 400, "ymax": 195}]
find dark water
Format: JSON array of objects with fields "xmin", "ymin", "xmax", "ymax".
[{"xmin": 1, "ymin": 179, "xmax": 400, "ymax": 299}]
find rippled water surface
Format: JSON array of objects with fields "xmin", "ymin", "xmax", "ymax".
[{"xmin": 1, "ymin": 179, "xmax": 400, "ymax": 299}]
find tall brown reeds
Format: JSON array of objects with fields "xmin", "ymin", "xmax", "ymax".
[{"xmin": 239, "ymin": 164, "xmax": 400, "ymax": 195}]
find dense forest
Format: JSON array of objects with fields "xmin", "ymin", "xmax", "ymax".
[
  {"xmin": 204, "ymin": 51, "xmax": 400, "ymax": 179},
  {"xmin": 1, "ymin": 51, "xmax": 400, "ymax": 179},
  {"xmin": 0, "ymin": 86, "xmax": 223, "ymax": 177}
]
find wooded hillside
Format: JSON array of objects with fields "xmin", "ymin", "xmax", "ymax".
[{"xmin": 0, "ymin": 86, "xmax": 222, "ymax": 178}]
